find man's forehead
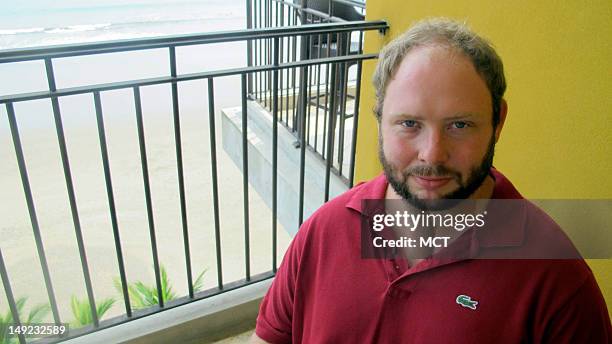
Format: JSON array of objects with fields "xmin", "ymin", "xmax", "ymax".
[
  {"xmin": 385, "ymin": 112, "xmax": 481, "ymax": 120},
  {"xmin": 381, "ymin": 44, "xmax": 492, "ymax": 119},
  {"xmin": 393, "ymin": 45, "xmax": 477, "ymax": 81}
]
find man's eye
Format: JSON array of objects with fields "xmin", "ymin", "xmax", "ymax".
[
  {"xmin": 451, "ymin": 121, "xmax": 469, "ymax": 129},
  {"xmin": 401, "ymin": 120, "xmax": 417, "ymax": 128}
]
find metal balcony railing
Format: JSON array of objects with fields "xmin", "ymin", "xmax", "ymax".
[
  {"xmin": 0, "ymin": 19, "xmax": 387, "ymax": 343},
  {"xmin": 248, "ymin": 0, "xmax": 367, "ymax": 186}
]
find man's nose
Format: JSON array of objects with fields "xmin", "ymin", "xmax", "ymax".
[{"xmin": 417, "ymin": 129, "xmax": 449, "ymax": 165}]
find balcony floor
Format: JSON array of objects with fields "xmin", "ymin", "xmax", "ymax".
[{"xmin": 212, "ymin": 329, "xmax": 254, "ymax": 343}]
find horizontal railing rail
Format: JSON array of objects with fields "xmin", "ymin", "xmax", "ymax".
[
  {"xmin": 1, "ymin": 19, "xmax": 387, "ymax": 343},
  {"xmin": 0, "ymin": 53, "xmax": 377, "ymax": 104},
  {"xmin": 0, "ymin": 21, "xmax": 385, "ymax": 63}
]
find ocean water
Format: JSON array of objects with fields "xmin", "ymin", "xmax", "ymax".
[
  {"xmin": 0, "ymin": 0, "xmax": 246, "ymax": 50},
  {"xmin": 0, "ymin": 0, "xmax": 249, "ymax": 130}
]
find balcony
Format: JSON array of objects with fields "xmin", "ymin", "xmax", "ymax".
[{"xmin": 0, "ymin": 1, "xmax": 387, "ymax": 342}]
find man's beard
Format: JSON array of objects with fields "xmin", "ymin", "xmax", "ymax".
[{"xmin": 379, "ymin": 133, "xmax": 496, "ymax": 211}]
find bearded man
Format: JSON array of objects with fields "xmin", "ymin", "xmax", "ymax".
[{"xmin": 252, "ymin": 18, "xmax": 611, "ymax": 343}]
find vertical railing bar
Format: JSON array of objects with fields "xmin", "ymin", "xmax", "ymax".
[
  {"xmin": 296, "ymin": 18, "xmax": 308, "ymax": 147},
  {"xmin": 207, "ymin": 78, "xmax": 224, "ymax": 289},
  {"xmin": 267, "ymin": 0, "xmax": 273, "ymax": 111},
  {"xmin": 286, "ymin": 7, "xmax": 291, "ymax": 127},
  {"xmin": 5, "ymin": 102, "xmax": 61, "ymax": 326},
  {"xmin": 93, "ymin": 91, "xmax": 132, "ymax": 317},
  {"xmin": 254, "ymin": 0, "xmax": 259, "ymax": 100},
  {"xmin": 45, "ymin": 57, "xmax": 99, "ymax": 327},
  {"xmin": 314, "ymin": 32, "xmax": 323, "ymax": 153},
  {"xmin": 298, "ymin": 63, "xmax": 308, "ymax": 226},
  {"xmin": 305, "ymin": 34, "xmax": 312, "ymax": 146},
  {"xmin": 291, "ymin": 9, "xmax": 298, "ymax": 132},
  {"xmin": 132, "ymin": 86, "xmax": 164, "ymax": 308},
  {"xmin": 258, "ymin": 0, "xmax": 263, "ymax": 102},
  {"xmin": 287, "ymin": 4, "xmax": 291, "ymax": 125},
  {"xmin": 272, "ymin": 37, "xmax": 280, "ymax": 272},
  {"xmin": 324, "ymin": 62, "xmax": 338, "ymax": 202},
  {"xmin": 263, "ymin": 0, "xmax": 268, "ymax": 109},
  {"xmin": 274, "ymin": 0, "xmax": 277, "ymax": 27},
  {"xmin": 255, "ymin": 0, "xmax": 258, "ymax": 98},
  {"xmin": 337, "ymin": 32, "xmax": 350, "ymax": 176},
  {"xmin": 169, "ymin": 46, "xmax": 194, "ymax": 299},
  {"xmin": 322, "ymin": 32, "xmax": 332, "ymax": 157},
  {"xmin": 349, "ymin": 59, "xmax": 362, "ymax": 188},
  {"xmin": 284, "ymin": 36, "xmax": 290, "ymax": 126},
  {"xmin": 279, "ymin": 36, "xmax": 285, "ymax": 125},
  {"xmin": 267, "ymin": 0, "xmax": 271, "ymax": 109},
  {"xmin": 277, "ymin": 5, "xmax": 284, "ymax": 124},
  {"xmin": 358, "ymin": 30, "xmax": 364, "ymax": 54},
  {"xmin": 246, "ymin": 0, "xmax": 253, "ymax": 95},
  {"xmin": 240, "ymin": 73, "xmax": 251, "ymax": 281},
  {"xmin": 265, "ymin": 0, "xmax": 268, "ymax": 106},
  {"xmin": 0, "ymin": 249, "xmax": 26, "ymax": 344},
  {"xmin": 331, "ymin": 32, "xmax": 341, "ymax": 164}
]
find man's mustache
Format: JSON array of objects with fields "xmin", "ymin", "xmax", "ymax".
[{"xmin": 403, "ymin": 165, "xmax": 461, "ymax": 180}]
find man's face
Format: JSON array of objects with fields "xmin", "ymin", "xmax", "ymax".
[{"xmin": 379, "ymin": 45, "xmax": 500, "ymax": 209}]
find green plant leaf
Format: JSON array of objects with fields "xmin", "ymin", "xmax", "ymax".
[
  {"xmin": 193, "ymin": 268, "xmax": 208, "ymax": 292},
  {"xmin": 96, "ymin": 298, "xmax": 116, "ymax": 319},
  {"xmin": 70, "ymin": 295, "xmax": 115, "ymax": 327},
  {"xmin": 114, "ymin": 264, "xmax": 207, "ymax": 312},
  {"xmin": 159, "ymin": 266, "xmax": 176, "ymax": 303}
]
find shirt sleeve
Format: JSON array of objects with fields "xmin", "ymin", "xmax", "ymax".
[
  {"xmin": 255, "ymin": 221, "xmax": 309, "ymax": 344},
  {"xmin": 542, "ymin": 271, "xmax": 612, "ymax": 344}
]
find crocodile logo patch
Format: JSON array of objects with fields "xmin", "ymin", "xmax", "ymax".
[{"xmin": 456, "ymin": 294, "xmax": 478, "ymax": 310}]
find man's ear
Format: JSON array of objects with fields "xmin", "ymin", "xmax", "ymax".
[{"xmin": 494, "ymin": 99, "xmax": 508, "ymax": 143}]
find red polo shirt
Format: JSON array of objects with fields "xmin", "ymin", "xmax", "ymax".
[{"xmin": 256, "ymin": 170, "xmax": 611, "ymax": 343}]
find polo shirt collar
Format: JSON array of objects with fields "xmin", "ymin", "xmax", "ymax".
[
  {"xmin": 476, "ymin": 168, "xmax": 527, "ymax": 249},
  {"xmin": 345, "ymin": 168, "xmax": 528, "ymax": 252},
  {"xmin": 345, "ymin": 173, "xmax": 388, "ymax": 214}
]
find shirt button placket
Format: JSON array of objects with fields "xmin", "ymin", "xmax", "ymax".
[{"xmin": 388, "ymin": 259, "xmax": 401, "ymax": 280}]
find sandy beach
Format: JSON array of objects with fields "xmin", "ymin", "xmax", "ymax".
[{"xmin": 0, "ymin": 46, "xmax": 292, "ymax": 325}]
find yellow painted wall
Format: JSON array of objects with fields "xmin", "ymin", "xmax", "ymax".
[{"xmin": 355, "ymin": 1, "xmax": 611, "ymax": 314}]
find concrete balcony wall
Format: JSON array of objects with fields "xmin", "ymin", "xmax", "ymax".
[{"xmin": 221, "ymin": 100, "xmax": 348, "ymax": 236}]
